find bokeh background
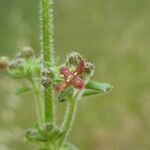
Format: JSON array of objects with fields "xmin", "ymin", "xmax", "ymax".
[{"xmin": 0, "ymin": 0, "xmax": 150, "ymax": 150}]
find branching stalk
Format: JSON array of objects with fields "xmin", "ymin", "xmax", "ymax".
[{"xmin": 0, "ymin": 0, "xmax": 112, "ymax": 149}]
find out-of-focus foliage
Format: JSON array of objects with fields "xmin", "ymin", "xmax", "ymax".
[{"xmin": 0, "ymin": 0, "xmax": 150, "ymax": 150}]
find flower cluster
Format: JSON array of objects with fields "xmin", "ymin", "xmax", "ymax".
[
  {"xmin": 0, "ymin": 47, "xmax": 41, "ymax": 82},
  {"xmin": 55, "ymin": 52, "xmax": 95, "ymax": 92},
  {"xmin": 0, "ymin": 47, "xmax": 34, "ymax": 71}
]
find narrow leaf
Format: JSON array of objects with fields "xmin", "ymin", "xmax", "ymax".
[
  {"xmin": 82, "ymin": 89, "xmax": 101, "ymax": 96},
  {"xmin": 85, "ymin": 81, "xmax": 113, "ymax": 95},
  {"xmin": 61, "ymin": 142, "xmax": 78, "ymax": 150},
  {"xmin": 9, "ymin": 69, "xmax": 25, "ymax": 79},
  {"xmin": 56, "ymin": 129, "xmax": 67, "ymax": 140},
  {"xmin": 57, "ymin": 88, "xmax": 73, "ymax": 102},
  {"xmin": 15, "ymin": 87, "xmax": 31, "ymax": 95}
]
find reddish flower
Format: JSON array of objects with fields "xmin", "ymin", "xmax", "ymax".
[{"xmin": 55, "ymin": 60, "xmax": 85, "ymax": 92}]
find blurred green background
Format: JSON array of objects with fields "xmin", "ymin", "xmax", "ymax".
[{"xmin": 0, "ymin": 0, "xmax": 150, "ymax": 150}]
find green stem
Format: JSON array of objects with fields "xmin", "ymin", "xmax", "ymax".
[
  {"xmin": 58, "ymin": 98, "xmax": 77, "ymax": 147},
  {"xmin": 33, "ymin": 83, "xmax": 44, "ymax": 127},
  {"xmin": 40, "ymin": 0, "xmax": 54, "ymax": 123},
  {"xmin": 58, "ymin": 73, "xmax": 94, "ymax": 148},
  {"xmin": 40, "ymin": 0, "xmax": 54, "ymax": 67},
  {"xmin": 44, "ymin": 87, "xmax": 54, "ymax": 123}
]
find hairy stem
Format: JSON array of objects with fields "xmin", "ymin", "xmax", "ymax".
[
  {"xmin": 40, "ymin": 0, "xmax": 54, "ymax": 123},
  {"xmin": 44, "ymin": 87, "xmax": 54, "ymax": 123},
  {"xmin": 33, "ymin": 83, "xmax": 44, "ymax": 127},
  {"xmin": 58, "ymin": 73, "xmax": 94, "ymax": 147},
  {"xmin": 58, "ymin": 98, "xmax": 77, "ymax": 147},
  {"xmin": 40, "ymin": 0, "xmax": 54, "ymax": 67}
]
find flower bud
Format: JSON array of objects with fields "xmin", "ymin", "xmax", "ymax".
[
  {"xmin": 16, "ymin": 47, "xmax": 34, "ymax": 58},
  {"xmin": 44, "ymin": 123, "xmax": 54, "ymax": 132},
  {"xmin": 41, "ymin": 77, "xmax": 51, "ymax": 88},
  {"xmin": 84, "ymin": 62, "xmax": 95, "ymax": 74},
  {"xmin": 76, "ymin": 60, "xmax": 85, "ymax": 75},
  {"xmin": 66, "ymin": 52, "xmax": 83, "ymax": 65},
  {"xmin": 0, "ymin": 56, "xmax": 9, "ymax": 69},
  {"xmin": 25, "ymin": 128, "xmax": 41, "ymax": 142},
  {"xmin": 41, "ymin": 68, "xmax": 54, "ymax": 78},
  {"xmin": 8, "ymin": 58, "xmax": 24, "ymax": 70},
  {"xmin": 25, "ymin": 128, "xmax": 35, "ymax": 136}
]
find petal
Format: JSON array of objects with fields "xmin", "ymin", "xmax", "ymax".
[
  {"xmin": 55, "ymin": 82, "xmax": 68, "ymax": 92},
  {"xmin": 76, "ymin": 60, "xmax": 85, "ymax": 75},
  {"xmin": 71, "ymin": 77, "xmax": 85, "ymax": 89},
  {"xmin": 60, "ymin": 67, "xmax": 72, "ymax": 79}
]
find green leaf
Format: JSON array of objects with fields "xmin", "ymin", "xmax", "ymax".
[
  {"xmin": 61, "ymin": 142, "xmax": 78, "ymax": 150},
  {"xmin": 82, "ymin": 89, "xmax": 101, "ymax": 96},
  {"xmin": 23, "ymin": 59, "xmax": 40, "ymax": 79},
  {"xmin": 56, "ymin": 129, "xmax": 67, "ymax": 140},
  {"xmin": 83, "ymin": 81, "xmax": 113, "ymax": 96},
  {"xmin": 9, "ymin": 69, "xmax": 25, "ymax": 79},
  {"xmin": 15, "ymin": 87, "xmax": 31, "ymax": 95},
  {"xmin": 57, "ymin": 88, "xmax": 73, "ymax": 102}
]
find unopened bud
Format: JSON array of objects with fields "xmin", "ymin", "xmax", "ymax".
[
  {"xmin": 8, "ymin": 58, "xmax": 24, "ymax": 70},
  {"xmin": 25, "ymin": 128, "xmax": 34, "ymax": 136},
  {"xmin": 25, "ymin": 128, "xmax": 38, "ymax": 142},
  {"xmin": 16, "ymin": 47, "xmax": 34, "ymax": 58},
  {"xmin": 66, "ymin": 52, "xmax": 83, "ymax": 65},
  {"xmin": 0, "ymin": 56, "xmax": 9, "ymax": 69},
  {"xmin": 45, "ymin": 123, "xmax": 54, "ymax": 132},
  {"xmin": 84, "ymin": 62, "xmax": 95, "ymax": 74},
  {"xmin": 41, "ymin": 68, "xmax": 54, "ymax": 78},
  {"xmin": 41, "ymin": 77, "xmax": 51, "ymax": 88}
]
